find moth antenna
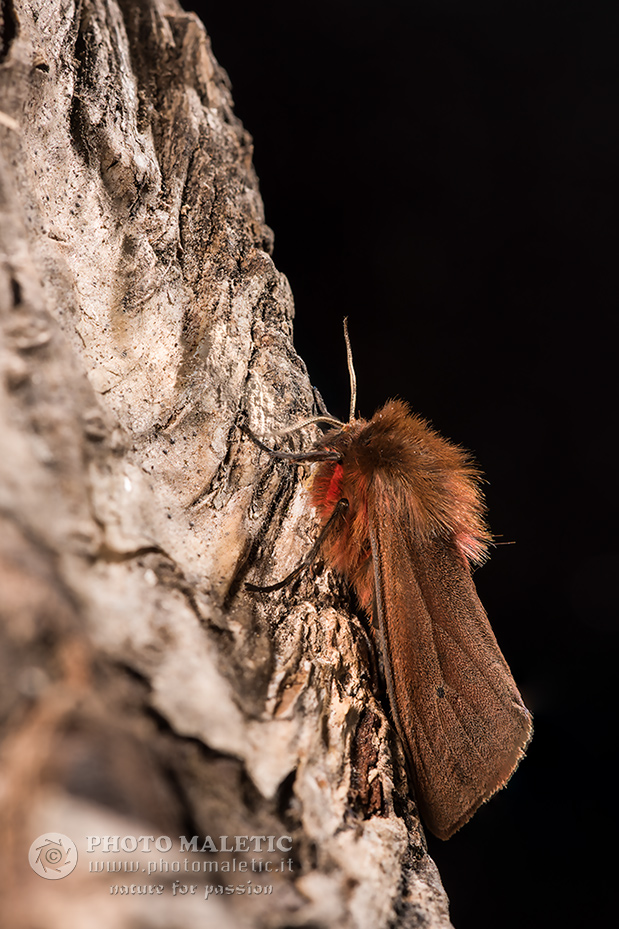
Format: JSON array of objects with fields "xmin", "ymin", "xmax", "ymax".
[
  {"xmin": 343, "ymin": 317, "xmax": 357, "ymax": 422},
  {"xmin": 275, "ymin": 415, "xmax": 345, "ymax": 436}
]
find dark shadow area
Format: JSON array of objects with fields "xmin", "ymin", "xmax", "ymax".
[{"xmin": 194, "ymin": 2, "xmax": 617, "ymax": 925}]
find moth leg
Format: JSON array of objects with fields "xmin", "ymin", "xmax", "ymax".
[
  {"xmin": 247, "ymin": 498, "xmax": 349, "ymax": 592},
  {"xmin": 239, "ymin": 419, "xmax": 341, "ymax": 463}
]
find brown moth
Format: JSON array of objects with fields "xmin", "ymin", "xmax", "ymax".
[{"xmin": 243, "ymin": 321, "xmax": 532, "ymax": 839}]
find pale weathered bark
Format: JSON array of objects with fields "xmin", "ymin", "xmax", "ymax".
[{"xmin": 0, "ymin": 1, "xmax": 452, "ymax": 926}]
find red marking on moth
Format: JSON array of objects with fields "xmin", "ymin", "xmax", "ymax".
[{"xmin": 321, "ymin": 461, "xmax": 344, "ymax": 511}]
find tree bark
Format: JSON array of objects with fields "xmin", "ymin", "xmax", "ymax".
[{"xmin": 0, "ymin": 1, "xmax": 452, "ymax": 926}]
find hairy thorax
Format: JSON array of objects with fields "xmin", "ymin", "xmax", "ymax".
[{"xmin": 309, "ymin": 400, "xmax": 490, "ymax": 612}]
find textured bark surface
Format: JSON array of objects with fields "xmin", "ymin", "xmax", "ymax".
[{"xmin": 0, "ymin": 1, "xmax": 452, "ymax": 926}]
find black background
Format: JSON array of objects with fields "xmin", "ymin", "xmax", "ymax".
[{"xmin": 193, "ymin": 1, "xmax": 617, "ymax": 925}]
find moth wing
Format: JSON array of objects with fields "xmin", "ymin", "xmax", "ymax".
[{"xmin": 368, "ymin": 492, "xmax": 532, "ymax": 840}]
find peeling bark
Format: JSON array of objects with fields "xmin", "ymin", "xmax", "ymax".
[{"xmin": 0, "ymin": 2, "xmax": 452, "ymax": 926}]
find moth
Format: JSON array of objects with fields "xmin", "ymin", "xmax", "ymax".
[{"xmin": 243, "ymin": 321, "xmax": 532, "ymax": 839}]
